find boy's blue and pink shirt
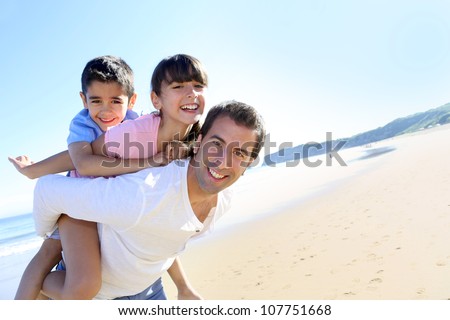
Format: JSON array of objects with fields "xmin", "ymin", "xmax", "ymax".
[{"xmin": 67, "ymin": 109, "xmax": 139, "ymax": 145}]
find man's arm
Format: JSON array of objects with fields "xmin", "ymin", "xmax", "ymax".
[
  {"xmin": 33, "ymin": 174, "xmax": 145, "ymax": 237},
  {"xmin": 167, "ymin": 257, "xmax": 203, "ymax": 300},
  {"xmin": 8, "ymin": 151, "xmax": 75, "ymax": 179}
]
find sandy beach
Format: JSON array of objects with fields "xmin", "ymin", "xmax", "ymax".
[
  {"xmin": 2, "ymin": 125, "xmax": 449, "ymax": 301},
  {"xmin": 163, "ymin": 124, "xmax": 450, "ymax": 300}
]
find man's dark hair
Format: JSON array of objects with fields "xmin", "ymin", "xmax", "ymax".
[{"xmin": 200, "ymin": 100, "xmax": 266, "ymax": 158}]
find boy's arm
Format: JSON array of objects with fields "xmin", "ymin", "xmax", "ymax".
[
  {"xmin": 68, "ymin": 133, "xmax": 172, "ymax": 177},
  {"xmin": 167, "ymin": 257, "xmax": 203, "ymax": 300},
  {"xmin": 8, "ymin": 151, "xmax": 75, "ymax": 179},
  {"xmin": 69, "ymin": 136, "xmax": 162, "ymax": 177}
]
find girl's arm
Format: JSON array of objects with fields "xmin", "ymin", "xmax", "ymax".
[
  {"xmin": 8, "ymin": 151, "xmax": 75, "ymax": 179},
  {"xmin": 167, "ymin": 257, "xmax": 203, "ymax": 300}
]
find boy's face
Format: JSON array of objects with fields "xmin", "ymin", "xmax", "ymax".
[
  {"xmin": 151, "ymin": 80, "xmax": 205, "ymax": 126},
  {"xmin": 189, "ymin": 115, "xmax": 257, "ymax": 195},
  {"xmin": 80, "ymin": 80, "xmax": 136, "ymax": 132}
]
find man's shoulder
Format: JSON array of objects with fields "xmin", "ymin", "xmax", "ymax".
[
  {"xmin": 215, "ymin": 186, "xmax": 234, "ymax": 218},
  {"xmin": 220, "ymin": 187, "xmax": 234, "ymax": 201},
  {"xmin": 134, "ymin": 159, "xmax": 188, "ymax": 187}
]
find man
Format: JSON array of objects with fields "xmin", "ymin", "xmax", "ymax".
[{"xmin": 33, "ymin": 100, "xmax": 265, "ymax": 300}]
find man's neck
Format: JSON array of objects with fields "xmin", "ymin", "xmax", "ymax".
[{"xmin": 186, "ymin": 163, "xmax": 218, "ymax": 223}]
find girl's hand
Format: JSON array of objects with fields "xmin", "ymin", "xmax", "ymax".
[
  {"xmin": 166, "ymin": 141, "xmax": 189, "ymax": 161},
  {"xmin": 147, "ymin": 141, "xmax": 190, "ymax": 167}
]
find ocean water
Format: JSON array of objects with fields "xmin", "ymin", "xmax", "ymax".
[
  {"xmin": 0, "ymin": 213, "xmax": 42, "ymax": 299},
  {"xmin": 0, "ymin": 143, "xmax": 395, "ymax": 299},
  {"xmin": 0, "ymin": 213, "xmax": 41, "ymax": 258}
]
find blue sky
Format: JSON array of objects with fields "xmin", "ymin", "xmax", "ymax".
[{"xmin": 1, "ymin": 0, "xmax": 450, "ymax": 217}]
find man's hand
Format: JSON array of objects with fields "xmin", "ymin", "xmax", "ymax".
[{"xmin": 177, "ymin": 285, "xmax": 204, "ymax": 300}]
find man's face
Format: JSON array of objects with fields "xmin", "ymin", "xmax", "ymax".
[{"xmin": 191, "ymin": 115, "xmax": 258, "ymax": 195}]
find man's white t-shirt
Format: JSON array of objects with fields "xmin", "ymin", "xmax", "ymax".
[{"xmin": 33, "ymin": 159, "xmax": 233, "ymax": 299}]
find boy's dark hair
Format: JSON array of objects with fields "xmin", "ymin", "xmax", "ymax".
[
  {"xmin": 81, "ymin": 55, "xmax": 135, "ymax": 99},
  {"xmin": 151, "ymin": 54, "xmax": 208, "ymax": 96},
  {"xmin": 200, "ymin": 100, "xmax": 266, "ymax": 159}
]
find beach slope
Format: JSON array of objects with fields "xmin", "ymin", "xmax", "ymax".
[{"xmin": 164, "ymin": 125, "xmax": 450, "ymax": 300}]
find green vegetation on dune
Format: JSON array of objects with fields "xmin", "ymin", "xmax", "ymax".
[{"xmin": 264, "ymin": 103, "xmax": 450, "ymax": 165}]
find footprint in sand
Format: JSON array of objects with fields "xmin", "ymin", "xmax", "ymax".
[
  {"xmin": 369, "ymin": 278, "xmax": 383, "ymax": 284},
  {"xmin": 367, "ymin": 253, "xmax": 380, "ymax": 261},
  {"xmin": 367, "ymin": 278, "xmax": 382, "ymax": 292},
  {"xmin": 346, "ymin": 259, "xmax": 358, "ymax": 266}
]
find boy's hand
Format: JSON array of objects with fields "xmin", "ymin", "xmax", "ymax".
[{"xmin": 8, "ymin": 155, "xmax": 35, "ymax": 178}]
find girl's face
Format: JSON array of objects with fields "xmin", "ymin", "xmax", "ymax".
[
  {"xmin": 80, "ymin": 80, "xmax": 136, "ymax": 131},
  {"xmin": 151, "ymin": 80, "xmax": 206, "ymax": 127}
]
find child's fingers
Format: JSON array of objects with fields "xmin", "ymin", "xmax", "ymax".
[
  {"xmin": 8, "ymin": 155, "xmax": 34, "ymax": 166},
  {"xmin": 165, "ymin": 145, "xmax": 173, "ymax": 161},
  {"xmin": 167, "ymin": 141, "xmax": 189, "ymax": 160},
  {"xmin": 8, "ymin": 156, "xmax": 20, "ymax": 165}
]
